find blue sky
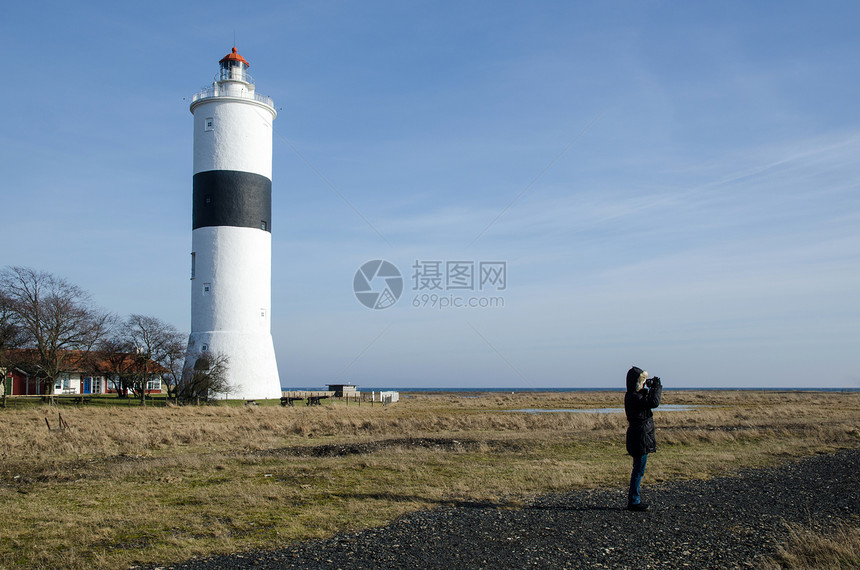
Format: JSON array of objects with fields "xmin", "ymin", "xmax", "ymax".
[{"xmin": 2, "ymin": 1, "xmax": 859, "ymax": 389}]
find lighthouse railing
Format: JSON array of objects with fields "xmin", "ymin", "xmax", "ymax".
[{"xmin": 191, "ymin": 87, "xmax": 274, "ymax": 108}]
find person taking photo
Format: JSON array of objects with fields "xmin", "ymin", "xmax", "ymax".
[{"xmin": 625, "ymin": 366, "xmax": 662, "ymax": 511}]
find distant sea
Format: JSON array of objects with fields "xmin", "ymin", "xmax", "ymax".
[{"xmin": 284, "ymin": 386, "xmax": 858, "ymax": 393}]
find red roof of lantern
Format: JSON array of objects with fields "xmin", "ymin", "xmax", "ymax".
[{"xmin": 219, "ymin": 46, "xmax": 250, "ymax": 67}]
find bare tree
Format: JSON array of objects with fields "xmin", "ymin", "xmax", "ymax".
[
  {"xmin": 0, "ymin": 290, "xmax": 26, "ymax": 405},
  {"xmin": 92, "ymin": 334, "xmax": 136, "ymax": 398},
  {"xmin": 0, "ymin": 291, "xmax": 25, "ymax": 354},
  {"xmin": 177, "ymin": 351, "xmax": 232, "ymax": 403},
  {"xmin": 93, "ymin": 315, "xmax": 187, "ymax": 403},
  {"xmin": 122, "ymin": 314, "xmax": 185, "ymax": 405},
  {"xmin": 160, "ymin": 337, "xmax": 187, "ymax": 401},
  {"xmin": 0, "ymin": 267, "xmax": 112, "ymax": 396}
]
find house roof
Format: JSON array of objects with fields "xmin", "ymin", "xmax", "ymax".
[{"xmin": 4, "ymin": 349, "xmax": 168, "ymax": 375}]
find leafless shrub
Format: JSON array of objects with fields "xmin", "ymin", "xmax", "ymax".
[{"xmin": 177, "ymin": 351, "xmax": 233, "ymax": 403}]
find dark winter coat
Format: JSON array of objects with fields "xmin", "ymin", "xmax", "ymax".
[{"xmin": 625, "ymin": 366, "xmax": 662, "ymax": 457}]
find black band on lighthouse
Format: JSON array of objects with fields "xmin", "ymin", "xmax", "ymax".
[{"xmin": 193, "ymin": 170, "xmax": 272, "ymax": 232}]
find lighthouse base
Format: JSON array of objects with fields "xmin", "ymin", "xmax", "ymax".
[{"xmin": 185, "ymin": 331, "xmax": 281, "ymax": 400}]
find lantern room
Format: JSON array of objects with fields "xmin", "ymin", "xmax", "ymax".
[{"xmin": 218, "ymin": 47, "xmax": 252, "ymax": 84}]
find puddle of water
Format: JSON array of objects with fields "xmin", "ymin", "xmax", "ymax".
[{"xmin": 507, "ymin": 404, "xmax": 701, "ymax": 414}]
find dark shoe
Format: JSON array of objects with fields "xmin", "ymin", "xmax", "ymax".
[{"xmin": 627, "ymin": 502, "xmax": 649, "ymax": 511}]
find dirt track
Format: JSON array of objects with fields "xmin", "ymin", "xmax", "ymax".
[{"xmin": 151, "ymin": 447, "xmax": 860, "ymax": 569}]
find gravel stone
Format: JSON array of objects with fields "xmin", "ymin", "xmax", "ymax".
[{"xmin": 153, "ymin": 447, "xmax": 860, "ymax": 569}]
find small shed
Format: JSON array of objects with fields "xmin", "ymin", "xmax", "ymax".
[
  {"xmin": 379, "ymin": 391, "xmax": 400, "ymax": 404},
  {"xmin": 327, "ymin": 383, "xmax": 358, "ymax": 398}
]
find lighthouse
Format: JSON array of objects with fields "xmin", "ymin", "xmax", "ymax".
[{"xmin": 185, "ymin": 47, "xmax": 281, "ymax": 400}]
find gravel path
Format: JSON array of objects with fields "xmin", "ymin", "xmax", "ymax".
[{"xmin": 155, "ymin": 447, "xmax": 860, "ymax": 569}]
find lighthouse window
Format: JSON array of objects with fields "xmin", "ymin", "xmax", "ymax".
[
  {"xmin": 190, "ymin": 252, "xmax": 196, "ymax": 279},
  {"xmin": 205, "ymin": 194, "xmax": 213, "ymax": 205},
  {"xmin": 204, "ymin": 118, "xmax": 214, "ymax": 131},
  {"xmin": 203, "ymin": 283, "xmax": 211, "ymax": 295},
  {"xmin": 261, "ymin": 309, "xmax": 266, "ymax": 318},
  {"xmin": 261, "ymin": 220, "xmax": 267, "ymax": 230}
]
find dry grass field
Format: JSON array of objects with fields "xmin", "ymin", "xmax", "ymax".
[{"xmin": 1, "ymin": 390, "xmax": 858, "ymax": 569}]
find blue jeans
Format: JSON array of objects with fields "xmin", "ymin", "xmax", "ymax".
[{"xmin": 628, "ymin": 454, "xmax": 648, "ymax": 505}]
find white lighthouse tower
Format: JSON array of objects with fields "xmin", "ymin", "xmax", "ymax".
[{"xmin": 185, "ymin": 47, "xmax": 281, "ymax": 399}]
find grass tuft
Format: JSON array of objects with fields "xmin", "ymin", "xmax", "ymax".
[{"xmin": 760, "ymin": 520, "xmax": 860, "ymax": 569}]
